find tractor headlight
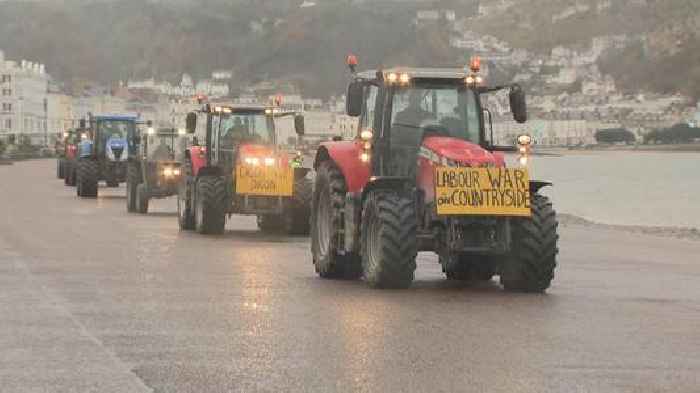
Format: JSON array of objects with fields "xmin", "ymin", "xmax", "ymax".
[
  {"xmin": 360, "ymin": 151, "xmax": 371, "ymax": 163},
  {"xmin": 163, "ymin": 167, "xmax": 174, "ymax": 177},
  {"xmin": 517, "ymin": 134, "xmax": 532, "ymax": 146},
  {"xmin": 173, "ymin": 168, "xmax": 181, "ymax": 176},
  {"xmin": 244, "ymin": 157, "xmax": 260, "ymax": 166},
  {"xmin": 360, "ymin": 129, "xmax": 373, "ymax": 141}
]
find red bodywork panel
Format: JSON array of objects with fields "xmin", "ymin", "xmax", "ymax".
[
  {"xmin": 318, "ymin": 140, "xmax": 371, "ymax": 193},
  {"xmin": 189, "ymin": 146, "xmax": 207, "ymax": 176},
  {"xmin": 321, "ymin": 137, "xmax": 505, "ymax": 200},
  {"xmin": 418, "ymin": 136, "xmax": 505, "ymax": 203}
]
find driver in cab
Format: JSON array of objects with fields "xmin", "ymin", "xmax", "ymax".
[{"xmin": 394, "ymin": 91, "xmax": 434, "ymax": 129}]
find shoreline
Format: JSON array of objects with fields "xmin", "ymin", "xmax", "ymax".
[
  {"xmin": 559, "ymin": 213, "xmax": 700, "ymax": 242},
  {"xmin": 537, "ymin": 144, "xmax": 700, "ymax": 154}
]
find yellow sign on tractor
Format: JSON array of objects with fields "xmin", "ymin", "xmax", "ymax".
[
  {"xmin": 435, "ymin": 167, "xmax": 532, "ymax": 217},
  {"xmin": 235, "ymin": 165, "xmax": 294, "ymax": 196}
]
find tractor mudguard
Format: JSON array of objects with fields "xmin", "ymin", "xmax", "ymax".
[
  {"xmin": 530, "ymin": 180, "xmax": 552, "ymax": 193},
  {"xmin": 188, "ymin": 146, "xmax": 207, "ymax": 176},
  {"xmin": 342, "ymin": 177, "xmax": 415, "ymax": 254},
  {"xmin": 314, "ymin": 141, "xmax": 370, "ymax": 193},
  {"xmin": 197, "ymin": 166, "xmax": 224, "ymax": 178}
]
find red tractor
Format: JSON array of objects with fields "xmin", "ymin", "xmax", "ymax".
[
  {"xmin": 310, "ymin": 58, "xmax": 559, "ymax": 291},
  {"xmin": 177, "ymin": 104, "xmax": 310, "ymax": 235}
]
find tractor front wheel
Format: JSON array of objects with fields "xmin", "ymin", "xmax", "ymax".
[
  {"xmin": 177, "ymin": 160, "xmax": 195, "ymax": 230},
  {"xmin": 64, "ymin": 162, "xmax": 76, "ymax": 186},
  {"xmin": 360, "ymin": 190, "xmax": 417, "ymax": 289},
  {"xmin": 194, "ymin": 176, "xmax": 226, "ymax": 235},
  {"xmin": 77, "ymin": 160, "xmax": 98, "ymax": 198},
  {"xmin": 501, "ymin": 194, "xmax": 559, "ymax": 293},
  {"xmin": 57, "ymin": 159, "xmax": 65, "ymax": 179},
  {"xmin": 136, "ymin": 184, "xmax": 149, "ymax": 214},
  {"xmin": 310, "ymin": 162, "xmax": 361, "ymax": 279},
  {"xmin": 126, "ymin": 163, "xmax": 140, "ymax": 212}
]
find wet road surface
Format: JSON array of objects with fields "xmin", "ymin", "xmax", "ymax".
[{"xmin": 1, "ymin": 160, "xmax": 699, "ymax": 393}]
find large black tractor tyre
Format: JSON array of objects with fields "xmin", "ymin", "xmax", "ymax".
[
  {"xmin": 194, "ymin": 176, "xmax": 226, "ymax": 235},
  {"xmin": 126, "ymin": 163, "xmax": 141, "ymax": 212},
  {"xmin": 57, "ymin": 159, "xmax": 65, "ymax": 179},
  {"xmin": 63, "ymin": 161, "xmax": 78, "ymax": 187},
  {"xmin": 310, "ymin": 161, "xmax": 361, "ymax": 279},
  {"xmin": 501, "ymin": 194, "xmax": 559, "ymax": 293},
  {"xmin": 177, "ymin": 159, "xmax": 195, "ymax": 230},
  {"xmin": 76, "ymin": 160, "xmax": 99, "ymax": 198},
  {"xmin": 286, "ymin": 177, "xmax": 313, "ymax": 235},
  {"xmin": 105, "ymin": 171, "xmax": 119, "ymax": 188},
  {"xmin": 136, "ymin": 184, "xmax": 150, "ymax": 214},
  {"xmin": 360, "ymin": 190, "xmax": 418, "ymax": 289}
]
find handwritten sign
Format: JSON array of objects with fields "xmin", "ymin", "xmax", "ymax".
[
  {"xmin": 435, "ymin": 167, "xmax": 531, "ymax": 216},
  {"xmin": 236, "ymin": 165, "xmax": 294, "ymax": 196}
]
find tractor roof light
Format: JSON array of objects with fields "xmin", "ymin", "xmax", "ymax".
[
  {"xmin": 222, "ymin": 107, "xmax": 232, "ymax": 114},
  {"xmin": 147, "ymin": 127, "xmax": 155, "ymax": 135},
  {"xmin": 360, "ymin": 129, "xmax": 373, "ymax": 140},
  {"xmin": 347, "ymin": 53, "xmax": 359, "ymax": 73},
  {"xmin": 517, "ymin": 134, "xmax": 532, "ymax": 146},
  {"xmin": 385, "ymin": 72, "xmax": 411, "ymax": 85},
  {"xmin": 178, "ymin": 128, "xmax": 186, "ymax": 135},
  {"xmin": 264, "ymin": 157, "xmax": 276, "ymax": 166},
  {"xmin": 469, "ymin": 56, "xmax": 481, "ymax": 73}
]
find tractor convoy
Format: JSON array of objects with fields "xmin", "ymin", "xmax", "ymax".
[{"xmin": 52, "ymin": 56, "xmax": 559, "ymax": 292}]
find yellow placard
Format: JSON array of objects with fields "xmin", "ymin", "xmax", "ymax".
[
  {"xmin": 435, "ymin": 167, "xmax": 531, "ymax": 217},
  {"xmin": 235, "ymin": 165, "xmax": 294, "ymax": 196}
]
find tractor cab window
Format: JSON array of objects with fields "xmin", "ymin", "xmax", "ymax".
[
  {"xmin": 148, "ymin": 132, "xmax": 178, "ymax": 161},
  {"xmin": 390, "ymin": 85, "xmax": 480, "ymax": 143},
  {"xmin": 218, "ymin": 113, "xmax": 273, "ymax": 150},
  {"xmin": 96, "ymin": 120, "xmax": 135, "ymax": 143},
  {"xmin": 359, "ymin": 85, "xmax": 378, "ymax": 133}
]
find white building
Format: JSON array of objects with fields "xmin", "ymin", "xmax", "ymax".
[{"xmin": 0, "ymin": 50, "xmax": 50, "ymax": 145}]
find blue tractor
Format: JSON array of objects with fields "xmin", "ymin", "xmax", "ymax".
[{"xmin": 76, "ymin": 114, "xmax": 142, "ymax": 198}]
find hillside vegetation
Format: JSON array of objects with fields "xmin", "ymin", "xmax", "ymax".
[{"xmin": 0, "ymin": 0, "xmax": 697, "ymax": 98}]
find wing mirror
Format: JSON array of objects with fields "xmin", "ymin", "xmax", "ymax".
[
  {"xmin": 509, "ymin": 85, "xmax": 527, "ymax": 124},
  {"xmin": 294, "ymin": 114, "xmax": 305, "ymax": 136},
  {"xmin": 185, "ymin": 112, "xmax": 197, "ymax": 134},
  {"xmin": 346, "ymin": 81, "xmax": 364, "ymax": 117}
]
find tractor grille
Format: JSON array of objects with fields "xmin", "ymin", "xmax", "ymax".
[{"xmin": 112, "ymin": 147, "xmax": 124, "ymax": 160}]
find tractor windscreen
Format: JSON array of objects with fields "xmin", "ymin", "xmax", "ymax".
[
  {"xmin": 97, "ymin": 120, "xmax": 134, "ymax": 141},
  {"xmin": 218, "ymin": 113, "xmax": 273, "ymax": 150},
  {"xmin": 390, "ymin": 85, "xmax": 480, "ymax": 143}
]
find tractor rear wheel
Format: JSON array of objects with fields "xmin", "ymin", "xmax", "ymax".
[
  {"xmin": 136, "ymin": 184, "xmax": 149, "ymax": 214},
  {"xmin": 126, "ymin": 163, "xmax": 140, "ymax": 212},
  {"xmin": 360, "ymin": 190, "xmax": 417, "ymax": 289},
  {"xmin": 501, "ymin": 194, "xmax": 559, "ymax": 293},
  {"xmin": 177, "ymin": 159, "xmax": 195, "ymax": 230},
  {"xmin": 57, "ymin": 159, "xmax": 65, "ymax": 179},
  {"xmin": 286, "ymin": 176, "xmax": 312, "ymax": 235},
  {"xmin": 194, "ymin": 176, "xmax": 226, "ymax": 234},
  {"xmin": 64, "ymin": 162, "xmax": 75, "ymax": 186},
  {"xmin": 77, "ymin": 159, "xmax": 98, "ymax": 198},
  {"xmin": 311, "ymin": 161, "xmax": 361, "ymax": 279}
]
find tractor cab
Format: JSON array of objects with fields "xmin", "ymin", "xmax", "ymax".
[{"xmin": 345, "ymin": 65, "xmax": 527, "ymax": 180}]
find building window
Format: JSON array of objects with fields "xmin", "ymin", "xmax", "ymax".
[
  {"xmin": 1, "ymin": 75, "xmax": 10, "ymax": 83},
  {"xmin": 2, "ymin": 103, "xmax": 11, "ymax": 112},
  {"xmin": 5, "ymin": 119, "xmax": 11, "ymax": 130},
  {"xmin": 1, "ymin": 89, "xmax": 11, "ymax": 96}
]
